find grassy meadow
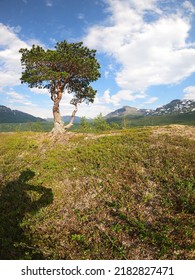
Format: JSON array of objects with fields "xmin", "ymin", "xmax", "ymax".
[{"xmin": 0, "ymin": 125, "xmax": 194, "ymax": 260}]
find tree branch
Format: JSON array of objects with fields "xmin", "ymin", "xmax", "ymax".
[{"xmin": 64, "ymin": 103, "xmax": 78, "ymax": 129}]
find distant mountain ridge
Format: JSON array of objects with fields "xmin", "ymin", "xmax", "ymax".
[
  {"xmin": 1, "ymin": 99, "xmax": 194, "ymax": 124},
  {"xmin": 47, "ymin": 116, "xmax": 91, "ymax": 123},
  {"xmin": 0, "ymin": 105, "xmax": 91, "ymax": 124},
  {"xmin": 0, "ymin": 105, "xmax": 45, "ymax": 123},
  {"xmin": 105, "ymin": 99, "xmax": 195, "ymax": 119},
  {"xmin": 149, "ymin": 99, "xmax": 195, "ymax": 116},
  {"xmin": 105, "ymin": 106, "xmax": 152, "ymax": 118}
]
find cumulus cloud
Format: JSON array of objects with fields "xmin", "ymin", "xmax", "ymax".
[
  {"xmin": 0, "ymin": 23, "xmax": 29, "ymax": 87},
  {"xmin": 1, "ymin": 89, "xmax": 33, "ymax": 106},
  {"xmin": 75, "ymin": 103, "xmax": 112, "ymax": 118},
  {"xmin": 84, "ymin": 0, "xmax": 195, "ymax": 102},
  {"xmin": 182, "ymin": 1, "xmax": 195, "ymax": 14},
  {"xmin": 0, "ymin": 23, "xmax": 46, "ymax": 88},
  {"xmin": 102, "ymin": 88, "xmax": 146, "ymax": 106},
  {"xmin": 29, "ymin": 88, "xmax": 50, "ymax": 95},
  {"xmin": 183, "ymin": 86, "xmax": 195, "ymax": 100}
]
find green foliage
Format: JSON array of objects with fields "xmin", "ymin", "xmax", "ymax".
[
  {"xmin": 19, "ymin": 40, "xmax": 101, "ymax": 105},
  {"xmin": 107, "ymin": 112, "xmax": 195, "ymax": 127},
  {"xmin": 0, "ymin": 126, "xmax": 194, "ymax": 259},
  {"xmin": 80, "ymin": 116, "xmax": 90, "ymax": 131},
  {"xmin": 93, "ymin": 113, "xmax": 111, "ymax": 131},
  {"xmin": 0, "ymin": 122, "xmax": 53, "ymax": 132}
]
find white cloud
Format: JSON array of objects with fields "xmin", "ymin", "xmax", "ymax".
[
  {"xmin": 0, "ymin": 88, "xmax": 53, "ymax": 118},
  {"xmin": 104, "ymin": 70, "xmax": 109, "ymax": 78},
  {"xmin": 8, "ymin": 104, "xmax": 52, "ymax": 119},
  {"xmin": 0, "ymin": 23, "xmax": 29, "ymax": 87},
  {"xmin": 100, "ymin": 88, "xmax": 146, "ymax": 106},
  {"xmin": 6, "ymin": 91, "xmax": 25, "ymax": 101},
  {"xmin": 84, "ymin": 0, "xmax": 195, "ymax": 102},
  {"xmin": 102, "ymin": 89, "xmax": 112, "ymax": 103},
  {"xmin": 0, "ymin": 23, "xmax": 46, "ymax": 88},
  {"xmin": 183, "ymin": 86, "xmax": 195, "ymax": 100},
  {"xmin": 9, "ymin": 25, "xmax": 22, "ymax": 33},
  {"xmin": 182, "ymin": 1, "xmax": 195, "ymax": 14},
  {"xmin": 103, "ymin": 88, "xmax": 146, "ymax": 105},
  {"xmin": 26, "ymin": 38, "xmax": 46, "ymax": 48},
  {"xmin": 78, "ymin": 13, "xmax": 85, "ymax": 20},
  {"xmin": 30, "ymin": 88, "xmax": 49, "ymax": 95},
  {"xmin": 144, "ymin": 97, "xmax": 158, "ymax": 104},
  {"xmin": 76, "ymin": 103, "xmax": 112, "ymax": 118},
  {"xmin": 49, "ymin": 37, "xmax": 57, "ymax": 45},
  {"xmin": 2, "ymin": 89, "xmax": 34, "ymax": 106},
  {"xmin": 45, "ymin": 0, "xmax": 53, "ymax": 7}
]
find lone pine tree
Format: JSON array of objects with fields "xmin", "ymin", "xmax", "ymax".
[{"xmin": 19, "ymin": 41, "xmax": 101, "ymax": 134}]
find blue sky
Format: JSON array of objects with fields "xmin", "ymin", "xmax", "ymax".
[{"xmin": 0, "ymin": 0, "xmax": 195, "ymax": 118}]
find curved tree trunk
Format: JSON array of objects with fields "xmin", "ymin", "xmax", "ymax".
[
  {"xmin": 50, "ymin": 78, "xmax": 80, "ymax": 134},
  {"xmin": 51, "ymin": 89, "xmax": 65, "ymax": 134},
  {"xmin": 51, "ymin": 89, "xmax": 79, "ymax": 135}
]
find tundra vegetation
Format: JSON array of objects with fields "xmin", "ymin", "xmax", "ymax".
[{"xmin": 0, "ymin": 125, "xmax": 194, "ymax": 259}]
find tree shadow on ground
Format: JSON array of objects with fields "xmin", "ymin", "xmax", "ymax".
[{"xmin": 0, "ymin": 169, "xmax": 53, "ymax": 259}]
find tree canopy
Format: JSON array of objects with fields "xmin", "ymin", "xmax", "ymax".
[{"xmin": 19, "ymin": 41, "xmax": 101, "ymax": 133}]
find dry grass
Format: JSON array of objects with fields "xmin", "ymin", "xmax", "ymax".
[{"xmin": 152, "ymin": 125, "xmax": 195, "ymax": 140}]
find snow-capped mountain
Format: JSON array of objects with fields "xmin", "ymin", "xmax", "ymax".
[
  {"xmin": 149, "ymin": 99, "xmax": 195, "ymax": 116},
  {"xmin": 105, "ymin": 99, "xmax": 195, "ymax": 119}
]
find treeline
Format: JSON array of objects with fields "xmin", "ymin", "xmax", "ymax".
[
  {"xmin": 0, "ymin": 121, "xmax": 53, "ymax": 132},
  {"xmin": 76, "ymin": 112, "xmax": 195, "ymax": 131},
  {"xmin": 0, "ymin": 111, "xmax": 194, "ymax": 132},
  {"xmin": 0, "ymin": 115, "xmax": 115, "ymax": 133}
]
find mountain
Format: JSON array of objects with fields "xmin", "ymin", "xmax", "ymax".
[
  {"xmin": 46, "ymin": 116, "xmax": 91, "ymax": 123},
  {"xmin": 148, "ymin": 99, "xmax": 195, "ymax": 116},
  {"xmin": 0, "ymin": 105, "xmax": 45, "ymax": 123},
  {"xmin": 105, "ymin": 99, "xmax": 195, "ymax": 119},
  {"xmin": 62, "ymin": 115, "xmax": 91, "ymax": 123},
  {"xmin": 105, "ymin": 106, "xmax": 152, "ymax": 119},
  {"xmin": 1, "ymin": 99, "xmax": 194, "ymax": 125}
]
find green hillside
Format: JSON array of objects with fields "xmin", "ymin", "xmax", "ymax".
[
  {"xmin": 107, "ymin": 111, "xmax": 195, "ymax": 127},
  {"xmin": 0, "ymin": 126, "xmax": 194, "ymax": 260},
  {"xmin": 0, "ymin": 105, "xmax": 45, "ymax": 123}
]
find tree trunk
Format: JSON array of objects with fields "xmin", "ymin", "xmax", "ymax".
[
  {"xmin": 51, "ymin": 90, "xmax": 65, "ymax": 134},
  {"xmin": 51, "ymin": 81, "xmax": 78, "ymax": 134}
]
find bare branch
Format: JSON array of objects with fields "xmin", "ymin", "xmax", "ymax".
[{"xmin": 64, "ymin": 103, "xmax": 78, "ymax": 129}]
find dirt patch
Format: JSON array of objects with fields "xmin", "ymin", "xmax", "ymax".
[{"xmin": 152, "ymin": 125, "xmax": 195, "ymax": 140}]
